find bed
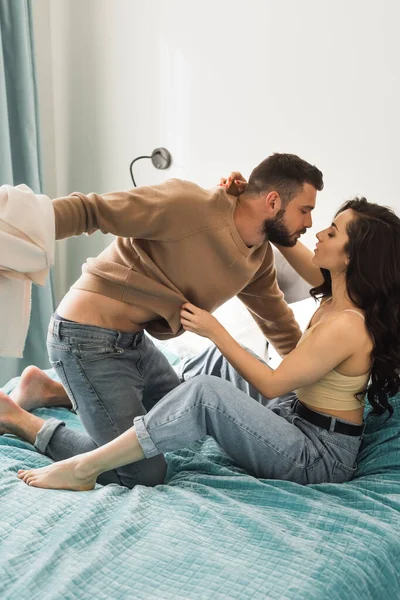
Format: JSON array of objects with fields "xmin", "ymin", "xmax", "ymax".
[
  {"xmin": 1, "ymin": 255, "xmax": 399, "ymax": 599},
  {"xmin": 1, "ymin": 356, "xmax": 400, "ymax": 600}
]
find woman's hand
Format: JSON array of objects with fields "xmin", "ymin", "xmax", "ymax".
[
  {"xmin": 180, "ymin": 302, "xmax": 224, "ymax": 341},
  {"xmin": 219, "ymin": 171, "xmax": 247, "ymax": 197}
]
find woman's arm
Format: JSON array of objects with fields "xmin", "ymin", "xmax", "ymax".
[
  {"xmin": 273, "ymin": 241, "xmax": 325, "ymax": 288},
  {"xmin": 181, "ymin": 303, "xmax": 361, "ymax": 398}
]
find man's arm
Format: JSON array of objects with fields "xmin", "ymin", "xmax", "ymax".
[
  {"xmin": 237, "ymin": 244, "xmax": 302, "ymax": 357},
  {"xmin": 52, "ymin": 179, "xmax": 183, "ymax": 240}
]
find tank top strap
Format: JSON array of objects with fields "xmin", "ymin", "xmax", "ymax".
[{"xmin": 342, "ymin": 309, "xmax": 365, "ymax": 321}]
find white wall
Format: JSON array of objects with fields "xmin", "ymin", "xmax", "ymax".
[{"xmin": 32, "ymin": 0, "xmax": 400, "ymax": 302}]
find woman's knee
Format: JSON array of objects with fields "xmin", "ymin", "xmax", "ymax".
[
  {"xmin": 181, "ymin": 374, "xmax": 231, "ymax": 407},
  {"xmin": 182, "ymin": 374, "xmax": 221, "ymax": 395}
]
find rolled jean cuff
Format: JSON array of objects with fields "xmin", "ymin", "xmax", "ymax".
[
  {"xmin": 34, "ymin": 418, "xmax": 65, "ymax": 455},
  {"xmin": 133, "ymin": 416, "xmax": 160, "ymax": 459}
]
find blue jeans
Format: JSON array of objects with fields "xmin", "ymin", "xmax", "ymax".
[
  {"xmin": 133, "ymin": 345, "xmax": 363, "ymax": 484},
  {"xmin": 35, "ymin": 314, "xmax": 180, "ymax": 487}
]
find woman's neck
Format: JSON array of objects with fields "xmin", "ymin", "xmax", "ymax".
[{"xmin": 329, "ymin": 272, "xmax": 355, "ymax": 311}]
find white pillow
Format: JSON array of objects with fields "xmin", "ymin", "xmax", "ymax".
[
  {"xmin": 159, "ymin": 295, "xmax": 268, "ymax": 360},
  {"xmin": 159, "ymin": 295, "xmax": 317, "ymax": 366}
]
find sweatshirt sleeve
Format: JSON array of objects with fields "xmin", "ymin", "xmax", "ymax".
[
  {"xmin": 52, "ymin": 179, "xmax": 188, "ymax": 240},
  {"xmin": 237, "ymin": 243, "xmax": 302, "ymax": 357}
]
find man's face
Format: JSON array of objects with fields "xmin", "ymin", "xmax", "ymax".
[{"xmin": 262, "ymin": 183, "xmax": 317, "ymax": 247}]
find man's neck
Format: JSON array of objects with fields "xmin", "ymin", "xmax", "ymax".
[{"xmin": 233, "ymin": 197, "xmax": 265, "ymax": 248}]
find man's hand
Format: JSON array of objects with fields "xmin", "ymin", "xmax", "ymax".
[
  {"xmin": 180, "ymin": 302, "xmax": 224, "ymax": 341},
  {"xmin": 219, "ymin": 172, "xmax": 247, "ymax": 197}
]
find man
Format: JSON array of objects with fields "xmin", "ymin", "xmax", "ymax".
[{"xmin": 8, "ymin": 153, "xmax": 323, "ymax": 489}]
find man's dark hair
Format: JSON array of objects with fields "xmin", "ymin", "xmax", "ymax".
[{"xmin": 246, "ymin": 153, "xmax": 324, "ymax": 204}]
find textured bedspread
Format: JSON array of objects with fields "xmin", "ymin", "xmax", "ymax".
[{"xmin": 1, "ymin": 373, "xmax": 399, "ymax": 600}]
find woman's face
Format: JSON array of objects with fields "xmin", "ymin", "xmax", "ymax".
[{"xmin": 312, "ymin": 209, "xmax": 355, "ymax": 274}]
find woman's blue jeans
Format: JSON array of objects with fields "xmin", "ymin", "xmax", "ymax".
[{"xmin": 35, "ymin": 318, "xmax": 362, "ymax": 488}]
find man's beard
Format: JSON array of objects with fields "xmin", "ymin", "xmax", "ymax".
[{"xmin": 262, "ymin": 208, "xmax": 301, "ymax": 247}]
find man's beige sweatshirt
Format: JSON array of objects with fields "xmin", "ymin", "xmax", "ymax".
[{"xmin": 53, "ymin": 179, "xmax": 301, "ymax": 355}]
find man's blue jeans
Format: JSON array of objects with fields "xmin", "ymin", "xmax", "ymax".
[{"xmin": 35, "ymin": 314, "xmax": 180, "ymax": 488}]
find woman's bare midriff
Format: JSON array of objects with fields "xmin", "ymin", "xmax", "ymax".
[{"xmin": 56, "ymin": 289, "xmax": 160, "ymax": 333}]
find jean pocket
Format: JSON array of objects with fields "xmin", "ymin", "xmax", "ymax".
[
  {"xmin": 77, "ymin": 342, "xmax": 123, "ymax": 363},
  {"xmin": 49, "ymin": 359, "xmax": 78, "ymax": 412},
  {"xmin": 332, "ymin": 459, "xmax": 357, "ymax": 483},
  {"xmin": 321, "ymin": 430, "xmax": 362, "ymax": 457}
]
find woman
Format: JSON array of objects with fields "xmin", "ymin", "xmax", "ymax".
[{"xmin": 9, "ymin": 196, "xmax": 400, "ymax": 490}]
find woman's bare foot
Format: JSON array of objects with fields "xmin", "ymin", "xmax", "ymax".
[
  {"xmin": 17, "ymin": 456, "xmax": 97, "ymax": 491},
  {"xmin": 10, "ymin": 366, "xmax": 72, "ymax": 412}
]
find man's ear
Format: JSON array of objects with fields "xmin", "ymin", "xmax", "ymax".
[{"xmin": 265, "ymin": 191, "xmax": 282, "ymax": 216}]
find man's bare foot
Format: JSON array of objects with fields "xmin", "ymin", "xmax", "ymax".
[
  {"xmin": 10, "ymin": 366, "xmax": 72, "ymax": 412},
  {"xmin": 0, "ymin": 390, "xmax": 45, "ymax": 444},
  {"xmin": 17, "ymin": 456, "xmax": 97, "ymax": 491},
  {"xmin": 0, "ymin": 390, "xmax": 23, "ymax": 435}
]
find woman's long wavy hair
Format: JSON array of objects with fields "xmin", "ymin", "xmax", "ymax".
[{"xmin": 310, "ymin": 198, "xmax": 400, "ymax": 417}]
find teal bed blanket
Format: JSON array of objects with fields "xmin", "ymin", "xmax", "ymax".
[{"xmin": 1, "ymin": 371, "xmax": 399, "ymax": 599}]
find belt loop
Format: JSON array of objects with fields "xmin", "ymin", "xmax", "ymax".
[
  {"xmin": 133, "ymin": 331, "xmax": 143, "ymax": 348},
  {"xmin": 113, "ymin": 331, "xmax": 125, "ymax": 354},
  {"xmin": 329, "ymin": 416, "xmax": 336, "ymax": 433},
  {"xmin": 53, "ymin": 318, "xmax": 61, "ymax": 338},
  {"xmin": 115, "ymin": 331, "xmax": 123, "ymax": 348}
]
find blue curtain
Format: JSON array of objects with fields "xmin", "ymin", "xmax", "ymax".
[{"xmin": 0, "ymin": 0, "xmax": 54, "ymax": 385}]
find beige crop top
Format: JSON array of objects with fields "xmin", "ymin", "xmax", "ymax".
[{"xmin": 295, "ymin": 308, "xmax": 369, "ymax": 411}]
